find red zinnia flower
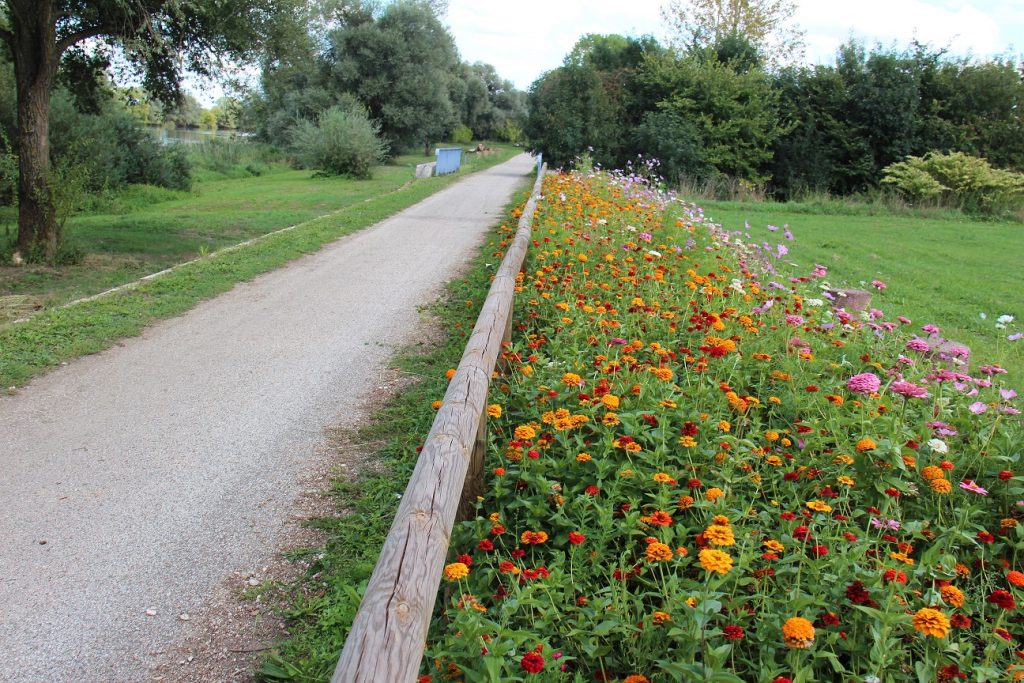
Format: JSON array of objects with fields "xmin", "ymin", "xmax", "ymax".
[
  {"xmin": 477, "ymin": 539, "xmax": 494, "ymax": 551},
  {"xmin": 988, "ymin": 589, "xmax": 1016, "ymax": 610},
  {"xmin": 977, "ymin": 531, "xmax": 995, "ymax": 544},
  {"xmin": 568, "ymin": 532, "xmax": 586, "ymax": 545},
  {"xmin": 950, "ymin": 613, "xmax": 971, "ymax": 628},
  {"xmin": 723, "ymin": 624, "xmax": 744, "ymax": 640},
  {"xmin": 846, "ymin": 581, "xmax": 871, "ymax": 605},
  {"xmin": 520, "ymin": 651, "xmax": 544, "ymax": 674}
]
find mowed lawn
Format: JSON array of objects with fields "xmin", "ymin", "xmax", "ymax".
[
  {"xmin": 0, "ymin": 148, "xmax": 512, "ymax": 315},
  {"xmin": 698, "ymin": 201, "xmax": 1024, "ymax": 379}
]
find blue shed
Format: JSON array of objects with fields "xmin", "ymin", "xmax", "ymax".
[{"xmin": 435, "ymin": 147, "xmax": 463, "ymax": 175}]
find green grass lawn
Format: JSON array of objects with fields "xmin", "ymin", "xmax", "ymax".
[
  {"xmin": 697, "ymin": 200, "xmax": 1024, "ymax": 379},
  {"xmin": 0, "ymin": 147, "xmax": 517, "ymax": 314}
]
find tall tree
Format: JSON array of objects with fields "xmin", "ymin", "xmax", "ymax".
[
  {"xmin": 0, "ymin": 0, "xmax": 282, "ymax": 260},
  {"xmin": 660, "ymin": 0, "xmax": 804, "ymax": 66},
  {"xmin": 327, "ymin": 0, "xmax": 458, "ymax": 154}
]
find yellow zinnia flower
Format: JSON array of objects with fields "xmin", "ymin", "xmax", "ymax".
[
  {"xmin": 443, "ymin": 562, "xmax": 469, "ymax": 581},
  {"xmin": 698, "ymin": 548, "xmax": 733, "ymax": 575},
  {"xmin": 912, "ymin": 608, "xmax": 950, "ymax": 638}
]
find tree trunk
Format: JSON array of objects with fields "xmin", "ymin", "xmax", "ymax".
[{"xmin": 10, "ymin": 2, "xmax": 59, "ymax": 261}]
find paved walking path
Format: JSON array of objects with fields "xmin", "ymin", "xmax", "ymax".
[{"xmin": 0, "ymin": 153, "xmax": 536, "ymax": 681}]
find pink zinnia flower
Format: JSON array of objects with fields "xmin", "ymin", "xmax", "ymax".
[
  {"xmin": 847, "ymin": 373, "xmax": 881, "ymax": 394},
  {"xmin": 959, "ymin": 480, "xmax": 988, "ymax": 495},
  {"xmin": 968, "ymin": 401, "xmax": 989, "ymax": 415},
  {"xmin": 786, "ymin": 315, "xmax": 804, "ymax": 326},
  {"xmin": 906, "ymin": 338, "xmax": 929, "ymax": 352},
  {"xmin": 871, "ymin": 279, "xmax": 887, "ymax": 290},
  {"xmin": 890, "ymin": 380, "xmax": 928, "ymax": 399},
  {"xmin": 810, "ymin": 264, "xmax": 828, "ymax": 277},
  {"xmin": 897, "ymin": 316, "xmax": 912, "ymax": 325},
  {"xmin": 922, "ymin": 323, "xmax": 940, "ymax": 336}
]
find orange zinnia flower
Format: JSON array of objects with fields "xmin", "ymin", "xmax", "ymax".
[{"xmin": 782, "ymin": 617, "xmax": 815, "ymax": 649}]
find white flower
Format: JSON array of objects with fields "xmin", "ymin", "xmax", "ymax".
[
  {"xmin": 928, "ymin": 438, "xmax": 948, "ymax": 454},
  {"xmin": 648, "ymin": 250, "xmax": 662, "ymax": 258},
  {"xmin": 865, "ymin": 676, "xmax": 882, "ymax": 683},
  {"xmin": 998, "ymin": 314, "xmax": 1015, "ymax": 324},
  {"xmin": 805, "ymin": 298, "xmax": 824, "ymax": 307},
  {"xmin": 980, "ymin": 312, "xmax": 988, "ymax": 320}
]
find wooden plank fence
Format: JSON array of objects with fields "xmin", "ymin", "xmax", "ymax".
[{"xmin": 331, "ymin": 161, "xmax": 547, "ymax": 683}]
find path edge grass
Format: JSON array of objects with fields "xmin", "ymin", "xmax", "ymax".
[
  {"xmin": 0, "ymin": 150, "xmax": 521, "ymax": 390},
  {"xmin": 256, "ymin": 183, "xmax": 535, "ymax": 683}
]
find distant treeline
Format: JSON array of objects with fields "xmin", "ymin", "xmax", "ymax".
[{"xmin": 527, "ymin": 34, "xmax": 1024, "ymax": 200}]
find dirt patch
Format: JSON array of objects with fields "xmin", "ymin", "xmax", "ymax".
[
  {"xmin": 0, "ymin": 294, "xmax": 43, "ymax": 324},
  {"xmin": 147, "ymin": 363, "xmax": 422, "ymax": 683}
]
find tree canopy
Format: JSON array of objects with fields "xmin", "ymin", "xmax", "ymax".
[{"xmin": 0, "ymin": 0, "xmax": 291, "ymax": 260}]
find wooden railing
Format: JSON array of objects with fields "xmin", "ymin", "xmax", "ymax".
[{"xmin": 331, "ymin": 161, "xmax": 547, "ymax": 683}]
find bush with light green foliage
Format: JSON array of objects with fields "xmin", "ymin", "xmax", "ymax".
[
  {"xmin": 289, "ymin": 105, "xmax": 387, "ymax": 179},
  {"xmin": 882, "ymin": 151, "xmax": 1024, "ymax": 214},
  {"xmin": 452, "ymin": 124, "xmax": 473, "ymax": 145}
]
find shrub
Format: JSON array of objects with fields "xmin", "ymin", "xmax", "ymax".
[
  {"xmin": 289, "ymin": 105, "xmax": 386, "ymax": 179},
  {"xmin": 494, "ymin": 119, "xmax": 524, "ymax": 145},
  {"xmin": 49, "ymin": 94, "xmax": 193, "ymax": 193},
  {"xmin": 883, "ymin": 151, "xmax": 1024, "ymax": 214},
  {"xmin": 452, "ymin": 124, "xmax": 473, "ymax": 145}
]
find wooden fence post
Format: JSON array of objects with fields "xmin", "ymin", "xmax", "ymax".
[{"xmin": 331, "ymin": 160, "xmax": 547, "ymax": 683}]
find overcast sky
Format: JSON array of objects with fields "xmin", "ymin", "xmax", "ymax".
[{"xmin": 446, "ymin": 0, "xmax": 1024, "ymax": 89}]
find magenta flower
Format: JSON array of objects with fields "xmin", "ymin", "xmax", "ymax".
[
  {"xmin": 922, "ymin": 323, "xmax": 940, "ymax": 336},
  {"xmin": 968, "ymin": 401, "xmax": 989, "ymax": 415},
  {"xmin": 871, "ymin": 279, "xmax": 887, "ymax": 290},
  {"xmin": 810, "ymin": 264, "xmax": 828, "ymax": 277},
  {"xmin": 870, "ymin": 517, "xmax": 901, "ymax": 530},
  {"xmin": 847, "ymin": 373, "xmax": 881, "ymax": 394},
  {"xmin": 1000, "ymin": 389, "xmax": 1017, "ymax": 401},
  {"xmin": 906, "ymin": 338, "xmax": 929, "ymax": 352},
  {"xmin": 897, "ymin": 316, "xmax": 912, "ymax": 324},
  {"xmin": 890, "ymin": 380, "xmax": 928, "ymax": 399},
  {"xmin": 959, "ymin": 480, "xmax": 988, "ymax": 495}
]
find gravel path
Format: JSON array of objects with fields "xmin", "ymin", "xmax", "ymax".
[{"xmin": 0, "ymin": 153, "xmax": 536, "ymax": 682}]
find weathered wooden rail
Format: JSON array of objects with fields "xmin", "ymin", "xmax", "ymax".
[{"xmin": 331, "ymin": 161, "xmax": 547, "ymax": 682}]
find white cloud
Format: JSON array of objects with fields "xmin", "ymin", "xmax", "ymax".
[{"xmin": 796, "ymin": 0, "xmax": 1011, "ymax": 63}]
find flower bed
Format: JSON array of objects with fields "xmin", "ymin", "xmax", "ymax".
[{"xmin": 422, "ymin": 169, "xmax": 1023, "ymax": 682}]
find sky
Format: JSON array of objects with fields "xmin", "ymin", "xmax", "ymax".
[{"xmin": 445, "ymin": 0, "xmax": 1024, "ymax": 90}]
